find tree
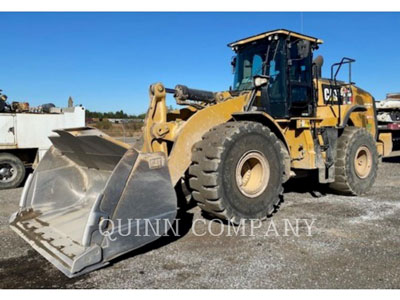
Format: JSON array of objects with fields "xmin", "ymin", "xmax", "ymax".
[{"xmin": 86, "ymin": 109, "xmax": 145, "ymax": 119}]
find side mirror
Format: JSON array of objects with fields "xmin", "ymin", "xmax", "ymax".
[
  {"xmin": 231, "ymin": 56, "xmax": 237, "ymax": 74},
  {"xmin": 253, "ymin": 75, "xmax": 270, "ymax": 88}
]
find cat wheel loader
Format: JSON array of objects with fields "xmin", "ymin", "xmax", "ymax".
[{"xmin": 10, "ymin": 29, "xmax": 392, "ymax": 277}]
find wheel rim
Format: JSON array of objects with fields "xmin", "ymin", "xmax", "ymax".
[
  {"xmin": 0, "ymin": 162, "xmax": 17, "ymax": 183},
  {"xmin": 354, "ymin": 146, "xmax": 372, "ymax": 179},
  {"xmin": 235, "ymin": 150, "xmax": 270, "ymax": 198}
]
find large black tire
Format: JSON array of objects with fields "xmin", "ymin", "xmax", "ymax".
[
  {"xmin": 329, "ymin": 127, "xmax": 378, "ymax": 195},
  {"xmin": 189, "ymin": 121, "xmax": 285, "ymax": 224},
  {"xmin": 0, "ymin": 153, "xmax": 26, "ymax": 189}
]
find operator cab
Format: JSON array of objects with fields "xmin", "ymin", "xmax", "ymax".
[{"xmin": 229, "ymin": 29, "xmax": 323, "ymax": 118}]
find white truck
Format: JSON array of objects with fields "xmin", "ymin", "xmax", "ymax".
[{"xmin": 0, "ymin": 105, "xmax": 85, "ymax": 189}]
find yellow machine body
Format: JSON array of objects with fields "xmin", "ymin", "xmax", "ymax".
[{"xmin": 142, "ymin": 79, "xmax": 388, "ymax": 181}]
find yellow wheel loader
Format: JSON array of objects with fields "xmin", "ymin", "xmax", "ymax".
[{"xmin": 10, "ymin": 29, "xmax": 392, "ymax": 277}]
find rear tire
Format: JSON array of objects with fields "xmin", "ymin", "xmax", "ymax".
[
  {"xmin": 189, "ymin": 121, "xmax": 285, "ymax": 224},
  {"xmin": 329, "ymin": 127, "xmax": 378, "ymax": 195},
  {"xmin": 0, "ymin": 153, "xmax": 26, "ymax": 189}
]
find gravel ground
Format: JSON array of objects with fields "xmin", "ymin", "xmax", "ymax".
[{"xmin": 1, "ymin": 157, "xmax": 400, "ymax": 289}]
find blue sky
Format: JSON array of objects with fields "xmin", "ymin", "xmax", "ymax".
[{"xmin": 0, "ymin": 12, "xmax": 399, "ymax": 114}]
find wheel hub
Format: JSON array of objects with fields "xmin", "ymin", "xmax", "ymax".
[
  {"xmin": 0, "ymin": 163, "xmax": 16, "ymax": 182},
  {"xmin": 235, "ymin": 150, "xmax": 270, "ymax": 198},
  {"xmin": 354, "ymin": 146, "xmax": 372, "ymax": 179}
]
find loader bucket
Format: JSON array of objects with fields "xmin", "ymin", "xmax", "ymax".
[{"xmin": 10, "ymin": 127, "xmax": 177, "ymax": 278}]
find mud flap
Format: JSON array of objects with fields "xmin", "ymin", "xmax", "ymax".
[{"xmin": 10, "ymin": 128, "xmax": 177, "ymax": 278}]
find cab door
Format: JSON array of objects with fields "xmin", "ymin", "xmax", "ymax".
[{"xmin": 288, "ymin": 40, "xmax": 314, "ymax": 117}]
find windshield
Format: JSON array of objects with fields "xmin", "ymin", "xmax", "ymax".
[{"xmin": 233, "ymin": 39, "xmax": 283, "ymax": 91}]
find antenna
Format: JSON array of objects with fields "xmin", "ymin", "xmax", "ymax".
[{"xmin": 300, "ymin": 12, "xmax": 304, "ymax": 33}]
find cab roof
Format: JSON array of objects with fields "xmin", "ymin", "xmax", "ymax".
[{"xmin": 228, "ymin": 29, "xmax": 323, "ymax": 48}]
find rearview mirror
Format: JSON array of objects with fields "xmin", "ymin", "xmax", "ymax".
[{"xmin": 297, "ymin": 40, "xmax": 310, "ymax": 59}]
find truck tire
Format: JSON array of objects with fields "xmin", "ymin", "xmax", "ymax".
[
  {"xmin": 329, "ymin": 127, "xmax": 378, "ymax": 195},
  {"xmin": 189, "ymin": 121, "xmax": 285, "ymax": 224},
  {"xmin": 0, "ymin": 153, "xmax": 26, "ymax": 189}
]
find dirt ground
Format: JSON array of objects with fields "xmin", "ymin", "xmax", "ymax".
[{"xmin": 1, "ymin": 157, "xmax": 400, "ymax": 289}]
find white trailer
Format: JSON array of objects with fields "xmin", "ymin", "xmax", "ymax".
[
  {"xmin": 376, "ymin": 93, "xmax": 400, "ymax": 123},
  {"xmin": 0, "ymin": 106, "xmax": 85, "ymax": 189},
  {"xmin": 376, "ymin": 93, "xmax": 400, "ymax": 156}
]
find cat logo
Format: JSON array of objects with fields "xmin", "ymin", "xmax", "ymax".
[{"xmin": 322, "ymin": 85, "xmax": 341, "ymax": 103}]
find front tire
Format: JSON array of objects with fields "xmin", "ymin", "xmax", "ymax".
[
  {"xmin": 0, "ymin": 153, "xmax": 26, "ymax": 189},
  {"xmin": 329, "ymin": 127, "xmax": 378, "ymax": 195},
  {"xmin": 189, "ymin": 121, "xmax": 285, "ymax": 224}
]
